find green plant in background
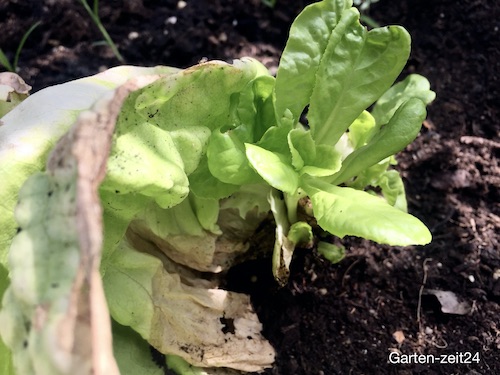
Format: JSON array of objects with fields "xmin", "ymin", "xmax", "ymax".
[
  {"xmin": 0, "ymin": 1, "xmax": 435, "ymax": 374},
  {"xmin": 0, "ymin": 22, "xmax": 41, "ymax": 72},
  {"xmin": 79, "ymin": 0, "xmax": 125, "ymax": 63},
  {"xmin": 261, "ymin": 0, "xmax": 277, "ymax": 7},
  {"xmin": 353, "ymin": 0, "xmax": 380, "ymax": 11},
  {"xmin": 353, "ymin": 0, "xmax": 381, "ymax": 27}
]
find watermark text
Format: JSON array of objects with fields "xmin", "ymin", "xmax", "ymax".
[{"xmin": 389, "ymin": 351, "xmax": 480, "ymax": 365}]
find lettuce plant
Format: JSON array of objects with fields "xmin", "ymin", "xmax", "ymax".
[{"xmin": 0, "ymin": 1, "xmax": 435, "ymax": 374}]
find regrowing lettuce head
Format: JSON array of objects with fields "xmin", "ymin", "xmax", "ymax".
[{"xmin": 0, "ymin": 1, "xmax": 435, "ymax": 374}]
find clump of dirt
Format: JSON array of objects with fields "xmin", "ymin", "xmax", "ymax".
[{"xmin": 1, "ymin": 0, "xmax": 498, "ymax": 373}]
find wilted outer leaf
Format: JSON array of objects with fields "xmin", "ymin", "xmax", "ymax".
[
  {"xmin": 104, "ymin": 237, "xmax": 275, "ymax": 372},
  {"xmin": 0, "ymin": 72, "xmax": 31, "ymax": 118},
  {"xmin": 128, "ymin": 186, "xmax": 270, "ymax": 274},
  {"xmin": 92, "ymin": 59, "xmax": 276, "ymax": 372},
  {"xmin": 0, "ymin": 74, "xmax": 161, "ymax": 375},
  {"xmin": 129, "ymin": 196, "xmax": 249, "ymax": 273},
  {"xmin": 0, "ymin": 65, "xmax": 177, "ymax": 269},
  {"xmin": 268, "ymin": 189, "xmax": 313, "ymax": 285}
]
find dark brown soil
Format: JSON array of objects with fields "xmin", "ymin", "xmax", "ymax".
[{"xmin": 1, "ymin": 0, "xmax": 499, "ymax": 374}]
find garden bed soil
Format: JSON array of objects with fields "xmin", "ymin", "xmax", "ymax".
[{"xmin": 1, "ymin": 0, "xmax": 499, "ymax": 374}]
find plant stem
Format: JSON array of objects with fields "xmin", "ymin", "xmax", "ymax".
[
  {"xmin": 13, "ymin": 21, "xmax": 41, "ymax": 71},
  {"xmin": 284, "ymin": 191, "xmax": 299, "ymax": 224},
  {"xmin": 79, "ymin": 0, "xmax": 125, "ymax": 63},
  {"xmin": 360, "ymin": 14, "xmax": 380, "ymax": 28}
]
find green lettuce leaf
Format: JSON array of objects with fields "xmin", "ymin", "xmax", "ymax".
[
  {"xmin": 102, "ymin": 121, "xmax": 191, "ymax": 210},
  {"xmin": 317, "ymin": 241, "xmax": 345, "ymax": 264},
  {"xmin": 207, "ymin": 127, "xmax": 262, "ymax": 185},
  {"xmin": 131, "ymin": 58, "xmax": 268, "ymax": 133},
  {"xmin": 308, "ymin": 15, "xmax": 411, "ymax": 145},
  {"xmin": 112, "ymin": 321, "xmax": 164, "ymax": 375},
  {"xmin": 371, "ymin": 73, "xmax": 436, "ymax": 128},
  {"xmin": 301, "ymin": 176, "xmax": 431, "ymax": 245},
  {"xmin": 347, "ymin": 110, "xmax": 376, "ymax": 149},
  {"xmin": 245, "ymin": 143, "xmax": 299, "ymax": 195},
  {"xmin": 219, "ymin": 184, "xmax": 271, "ymax": 220},
  {"xmin": 236, "ymin": 74, "xmax": 276, "ymax": 141},
  {"xmin": 0, "ymin": 263, "xmax": 14, "ymax": 375},
  {"xmin": 330, "ymin": 98, "xmax": 427, "ymax": 185},
  {"xmin": 287, "ymin": 128, "xmax": 342, "ymax": 176},
  {"xmin": 166, "ymin": 355, "xmax": 242, "ymax": 375},
  {"xmin": 274, "ymin": 0, "xmax": 353, "ymax": 122},
  {"xmin": 376, "ymin": 169, "xmax": 408, "ymax": 211},
  {"xmin": 188, "ymin": 156, "xmax": 240, "ymax": 200}
]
